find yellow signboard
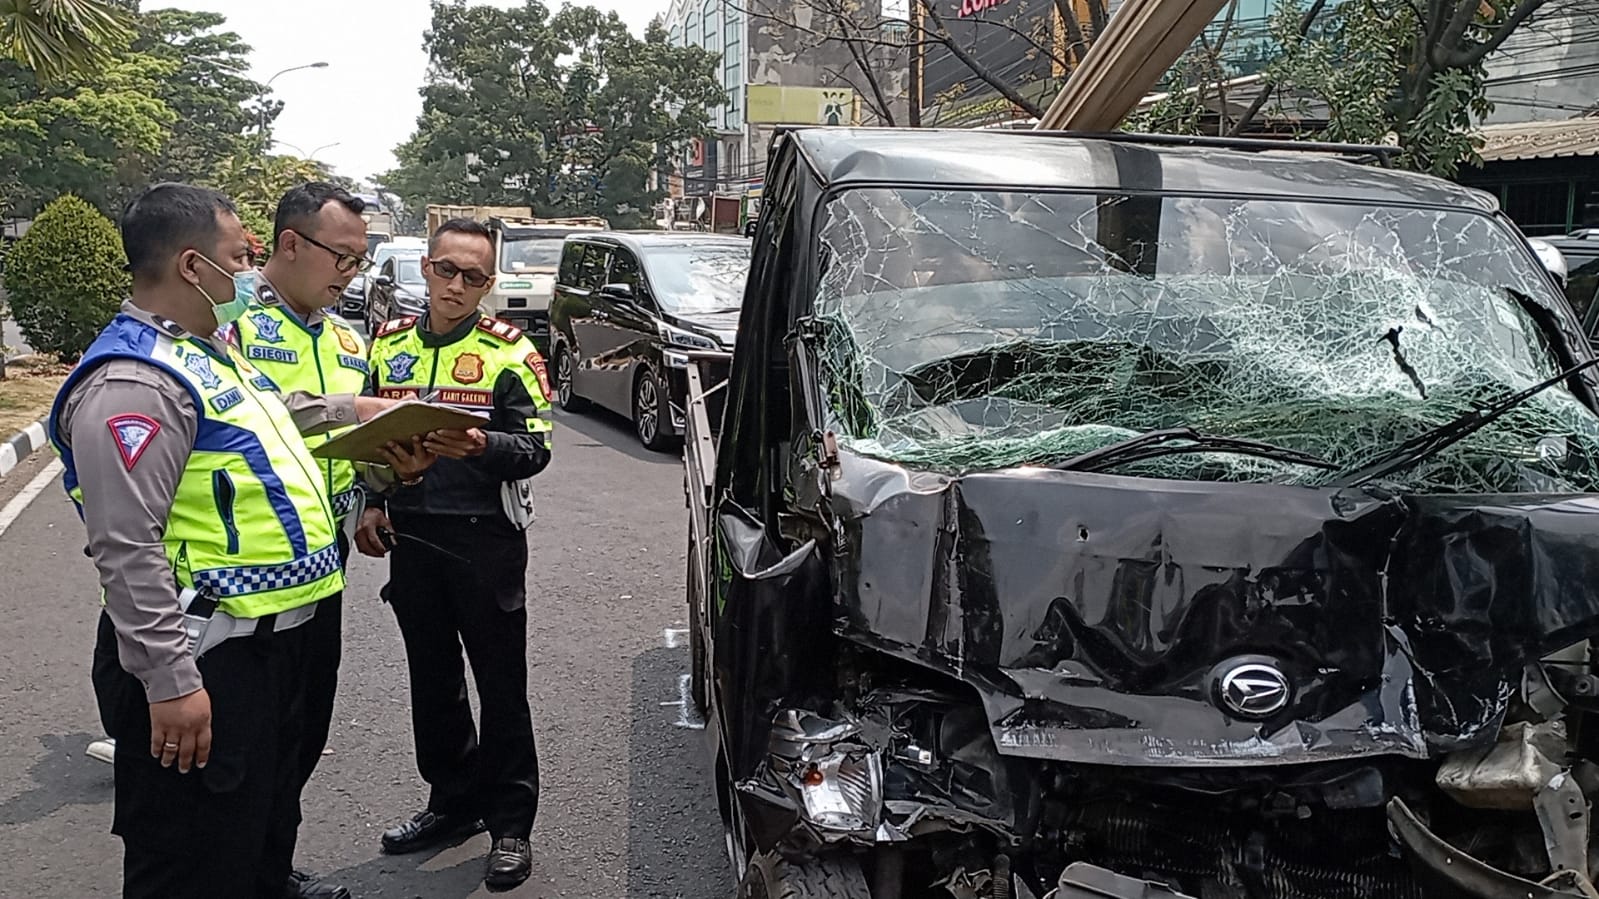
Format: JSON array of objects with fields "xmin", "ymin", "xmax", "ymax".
[{"xmin": 747, "ymin": 85, "xmax": 861, "ymax": 125}]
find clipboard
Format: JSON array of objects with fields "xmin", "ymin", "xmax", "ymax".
[{"xmin": 311, "ymin": 401, "xmax": 490, "ymax": 463}]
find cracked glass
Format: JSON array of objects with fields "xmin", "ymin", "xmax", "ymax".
[{"xmin": 812, "ymin": 187, "xmax": 1599, "ymax": 492}]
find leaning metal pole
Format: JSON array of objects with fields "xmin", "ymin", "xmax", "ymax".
[{"xmin": 1034, "ymin": 0, "xmax": 1229, "ymax": 132}]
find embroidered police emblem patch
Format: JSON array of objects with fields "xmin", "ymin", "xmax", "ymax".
[
  {"xmin": 183, "ymin": 351, "xmax": 224, "ymax": 389},
  {"xmin": 106, "ymin": 414, "xmax": 160, "ymax": 471},
  {"xmin": 250, "ymin": 312, "xmax": 285, "ymax": 344},
  {"xmin": 452, "ymin": 352, "xmax": 485, "ymax": 385},
  {"xmin": 334, "ymin": 327, "xmax": 360, "ymax": 355},
  {"xmin": 386, "ymin": 352, "xmax": 421, "ymax": 384}
]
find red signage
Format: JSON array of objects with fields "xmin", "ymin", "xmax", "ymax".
[{"xmin": 957, "ymin": 0, "xmax": 1011, "ymax": 17}]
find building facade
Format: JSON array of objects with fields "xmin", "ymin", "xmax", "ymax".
[
  {"xmin": 1460, "ymin": 2, "xmax": 1599, "ymax": 237},
  {"xmin": 661, "ymin": 0, "xmax": 909, "ymax": 227}
]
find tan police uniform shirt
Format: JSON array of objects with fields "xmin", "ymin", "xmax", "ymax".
[{"xmin": 56, "ymin": 300, "xmax": 358, "ymax": 703}]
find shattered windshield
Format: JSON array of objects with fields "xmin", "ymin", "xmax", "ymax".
[{"xmin": 813, "ymin": 187, "xmax": 1599, "ymax": 492}]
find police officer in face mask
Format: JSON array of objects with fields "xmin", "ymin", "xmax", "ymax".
[{"xmin": 48, "ymin": 182, "xmax": 432, "ymax": 899}]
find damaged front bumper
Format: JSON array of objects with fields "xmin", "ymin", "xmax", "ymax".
[
  {"xmin": 739, "ymin": 697, "xmax": 1025, "ymax": 853},
  {"xmin": 1389, "ymin": 796, "xmax": 1599, "ymax": 899}
]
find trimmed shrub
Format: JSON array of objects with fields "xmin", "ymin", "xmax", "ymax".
[{"xmin": 3, "ymin": 195, "xmax": 128, "ymax": 362}]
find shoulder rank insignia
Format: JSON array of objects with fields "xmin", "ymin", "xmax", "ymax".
[
  {"xmin": 375, "ymin": 316, "xmax": 418, "ymax": 339},
  {"xmin": 475, "ymin": 317, "xmax": 524, "ymax": 343}
]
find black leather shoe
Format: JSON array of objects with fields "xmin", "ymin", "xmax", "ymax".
[
  {"xmin": 380, "ymin": 809, "xmax": 486, "ymax": 855},
  {"xmin": 484, "ymin": 837, "xmax": 532, "ymax": 891},
  {"xmin": 285, "ymin": 869, "xmax": 352, "ymax": 899}
]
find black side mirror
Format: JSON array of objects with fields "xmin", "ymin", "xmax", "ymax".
[
  {"xmin": 599, "ymin": 282, "xmax": 634, "ymax": 301},
  {"xmin": 375, "ymin": 275, "xmax": 394, "ymax": 287}
]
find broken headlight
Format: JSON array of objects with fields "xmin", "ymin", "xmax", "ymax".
[{"xmin": 768, "ymin": 709, "xmax": 885, "ymax": 833}]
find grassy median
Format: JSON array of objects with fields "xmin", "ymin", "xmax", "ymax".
[{"xmin": 0, "ymin": 355, "xmax": 68, "ymax": 439}]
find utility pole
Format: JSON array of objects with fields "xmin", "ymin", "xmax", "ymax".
[{"xmin": 908, "ymin": 0, "xmax": 923, "ymax": 126}]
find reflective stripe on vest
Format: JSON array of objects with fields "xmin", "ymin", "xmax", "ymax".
[
  {"xmin": 233, "ymin": 304, "xmax": 368, "ymax": 517},
  {"xmin": 369, "ymin": 315, "xmax": 553, "ymax": 436},
  {"xmin": 48, "ymin": 314, "xmax": 345, "ymax": 618}
]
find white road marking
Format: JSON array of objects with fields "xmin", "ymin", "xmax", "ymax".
[
  {"xmin": 661, "ymin": 673, "xmax": 705, "ymax": 730},
  {"xmin": 0, "ymin": 458, "xmax": 63, "ymax": 541},
  {"xmin": 663, "ymin": 627, "xmax": 688, "ymax": 648}
]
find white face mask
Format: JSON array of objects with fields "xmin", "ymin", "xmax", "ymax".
[{"xmin": 194, "ymin": 254, "xmax": 257, "ymax": 326}]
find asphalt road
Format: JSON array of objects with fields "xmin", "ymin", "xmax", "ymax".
[{"xmin": 0, "ymin": 407, "xmax": 729, "ymax": 898}]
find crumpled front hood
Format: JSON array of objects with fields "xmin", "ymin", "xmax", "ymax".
[{"xmin": 829, "ymin": 450, "xmax": 1599, "ymax": 766}]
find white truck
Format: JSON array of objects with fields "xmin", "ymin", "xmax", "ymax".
[{"xmin": 424, "ymin": 204, "xmax": 607, "ymax": 349}]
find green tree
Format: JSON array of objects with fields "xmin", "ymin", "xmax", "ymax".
[
  {"xmin": 130, "ymin": 9, "xmax": 262, "ymax": 185},
  {"xmin": 1238, "ymin": 0, "xmax": 1558, "ymax": 176},
  {"xmin": 0, "ymin": 0, "xmax": 134, "ymax": 81},
  {"xmin": 211, "ymin": 146, "xmax": 326, "ymax": 232},
  {"xmin": 382, "ymin": 0, "xmax": 722, "ymax": 226},
  {"xmin": 0, "ymin": 53, "xmax": 174, "ymax": 217},
  {"xmin": 2, "ymin": 193, "xmax": 128, "ymax": 360}
]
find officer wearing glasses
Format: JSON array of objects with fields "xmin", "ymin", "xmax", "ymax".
[
  {"xmin": 224, "ymin": 182, "xmax": 395, "ymax": 899},
  {"xmin": 359, "ymin": 217, "xmax": 553, "ymax": 891},
  {"xmin": 48, "ymin": 183, "xmax": 432, "ymax": 898}
]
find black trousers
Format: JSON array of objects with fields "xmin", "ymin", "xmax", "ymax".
[
  {"xmin": 387, "ymin": 510, "xmax": 539, "ymax": 840},
  {"xmin": 93, "ymin": 605, "xmax": 317, "ymax": 899},
  {"xmin": 294, "ymin": 532, "xmax": 350, "ymax": 793}
]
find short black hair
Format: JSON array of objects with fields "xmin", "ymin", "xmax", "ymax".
[
  {"xmin": 430, "ymin": 217, "xmax": 493, "ymax": 255},
  {"xmin": 120, "ymin": 182, "xmax": 238, "ymax": 278},
  {"xmin": 273, "ymin": 182, "xmax": 365, "ymax": 241}
]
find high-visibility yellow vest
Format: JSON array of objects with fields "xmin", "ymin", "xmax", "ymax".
[
  {"xmin": 231, "ymin": 294, "xmax": 368, "ymax": 519},
  {"xmin": 368, "ymin": 314, "xmax": 553, "ymax": 438},
  {"xmin": 49, "ymin": 314, "xmax": 344, "ymax": 618}
]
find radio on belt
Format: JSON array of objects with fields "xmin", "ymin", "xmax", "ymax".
[{"xmin": 178, "ymin": 586, "xmax": 220, "ymax": 655}]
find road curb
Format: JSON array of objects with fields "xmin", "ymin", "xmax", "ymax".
[{"xmin": 0, "ymin": 416, "xmax": 47, "ymax": 479}]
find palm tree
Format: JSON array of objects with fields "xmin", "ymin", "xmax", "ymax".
[{"xmin": 0, "ymin": 0, "xmax": 135, "ymax": 81}]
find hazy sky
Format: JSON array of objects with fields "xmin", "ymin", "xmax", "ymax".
[{"xmin": 160, "ymin": 0, "xmax": 663, "ymax": 183}]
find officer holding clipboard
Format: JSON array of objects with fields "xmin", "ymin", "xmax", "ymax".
[
  {"xmin": 49, "ymin": 183, "xmax": 440, "ymax": 899},
  {"xmin": 357, "ymin": 216, "xmax": 553, "ymax": 892}
]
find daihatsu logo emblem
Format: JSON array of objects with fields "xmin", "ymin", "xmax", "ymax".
[{"xmin": 1217, "ymin": 662, "xmax": 1291, "ymax": 720}]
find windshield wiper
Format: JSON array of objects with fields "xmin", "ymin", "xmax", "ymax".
[
  {"xmin": 1051, "ymin": 427, "xmax": 1337, "ymax": 474},
  {"xmin": 1326, "ymin": 356, "xmax": 1599, "ymax": 488}
]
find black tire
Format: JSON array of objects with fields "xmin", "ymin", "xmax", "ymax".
[
  {"xmin": 633, "ymin": 367, "xmax": 675, "ymax": 452},
  {"xmin": 686, "ymin": 533, "xmax": 708, "ymax": 717},
  {"xmin": 554, "ymin": 345, "xmax": 590, "ymax": 412},
  {"xmin": 738, "ymin": 852, "xmax": 872, "ymax": 899}
]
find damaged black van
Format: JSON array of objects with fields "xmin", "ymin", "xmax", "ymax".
[{"xmin": 681, "ymin": 127, "xmax": 1599, "ymax": 899}]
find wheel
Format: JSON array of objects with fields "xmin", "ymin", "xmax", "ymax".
[
  {"xmin": 738, "ymin": 852, "xmax": 872, "ymax": 899},
  {"xmin": 554, "ymin": 345, "xmax": 590, "ymax": 412},
  {"xmin": 687, "ymin": 533, "xmax": 708, "ymax": 717},
  {"xmin": 632, "ymin": 367, "xmax": 675, "ymax": 452}
]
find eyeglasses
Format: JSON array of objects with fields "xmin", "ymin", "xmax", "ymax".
[
  {"xmin": 428, "ymin": 258, "xmax": 492, "ymax": 289},
  {"xmin": 293, "ymin": 230, "xmax": 374, "ymax": 274}
]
